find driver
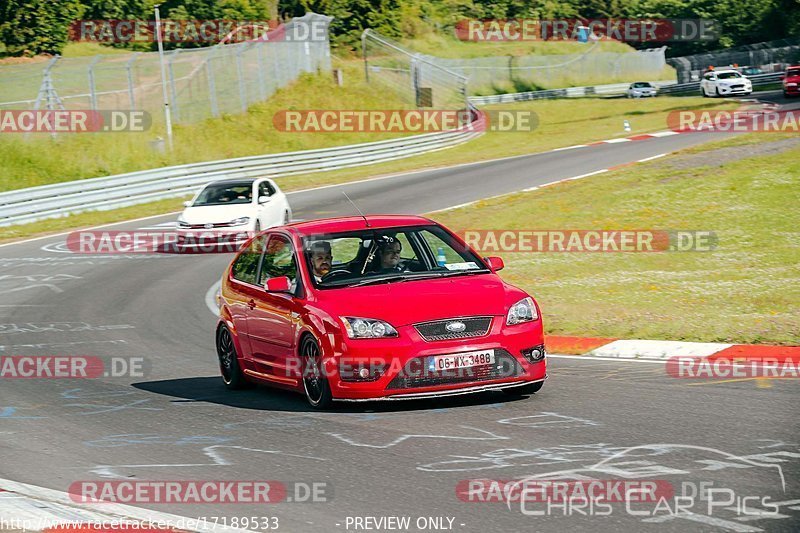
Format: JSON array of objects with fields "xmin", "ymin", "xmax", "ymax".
[{"xmin": 309, "ymin": 240, "xmax": 333, "ymax": 283}]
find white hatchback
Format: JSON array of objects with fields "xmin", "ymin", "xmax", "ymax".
[
  {"xmin": 627, "ymin": 82, "xmax": 658, "ymax": 98},
  {"xmin": 177, "ymin": 178, "xmax": 292, "ymax": 244},
  {"xmin": 700, "ymin": 69, "xmax": 752, "ymax": 97}
]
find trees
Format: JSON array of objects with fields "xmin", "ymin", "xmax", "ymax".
[{"xmin": 0, "ymin": 0, "xmax": 84, "ymax": 55}]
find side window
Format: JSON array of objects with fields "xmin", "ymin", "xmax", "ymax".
[
  {"xmin": 259, "ymin": 181, "xmax": 277, "ymax": 197},
  {"xmin": 260, "ymin": 235, "xmax": 297, "ymax": 286},
  {"xmin": 231, "ymin": 236, "xmax": 266, "ymax": 285}
]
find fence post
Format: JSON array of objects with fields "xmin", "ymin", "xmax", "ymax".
[
  {"xmin": 88, "ymin": 55, "xmax": 101, "ymax": 110},
  {"xmin": 236, "ymin": 45, "xmax": 248, "ymax": 113},
  {"xmin": 362, "ymin": 30, "xmax": 370, "ymax": 82},
  {"xmin": 256, "ymin": 43, "xmax": 267, "ymax": 100},
  {"xmin": 207, "ymin": 48, "xmax": 219, "ymax": 117},
  {"xmin": 126, "ymin": 53, "xmax": 139, "ymax": 109},
  {"xmin": 168, "ymin": 49, "xmax": 180, "ymax": 121}
]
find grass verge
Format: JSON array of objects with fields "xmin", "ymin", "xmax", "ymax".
[
  {"xmin": 0, "ymin": 95, "xmax": 735, "ymax": 242},
  {"xmin": 429, "ymin": 133, "xmax": 800, "ymax": 345}
]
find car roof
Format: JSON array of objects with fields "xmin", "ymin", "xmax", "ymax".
[
  {"xmin": 713, "ymin": 69, "xmax": 740, "ymax": 74},
  {"xmin": 205, "ymin": 178, "xmax": 258, "ymax": 186},
  {"xmin": 284, "ymin": 215, "xmax": 435, "ymax": 235}
]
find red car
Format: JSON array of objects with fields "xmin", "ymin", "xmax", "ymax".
[
  {"xmin": 216, "ymin": 215, "xmax": 546, "ymax": 408},
  {"xmin": 784, "ymin": 65, "xmax": 800, "ymax": 97}
]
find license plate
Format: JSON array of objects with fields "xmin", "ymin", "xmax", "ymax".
[{"xmin": 429, "ymin": 349, "xmax": 495, "ymax": 371}]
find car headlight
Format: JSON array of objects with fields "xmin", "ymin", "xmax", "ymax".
[
  {"xmin": 506, "ymin": 297, "xmax": 538, "ymax": 325},
  {"xmin": 340, "ymin": 317, "xmax": 398, "ymax": 339},
  {"xmin": 229, "ymin": 217, "xmax": 250, "ymax": 226}
]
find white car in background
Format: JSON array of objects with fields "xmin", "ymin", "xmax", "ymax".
[
  {"xmin": 626, "ymin": 82, "xmax": 658, "ymax": 98},
  {"xmin": 177, "ymin": 178, "xmax": 292, "ymax": 244},
  {"xmin": 700, "ymin": 69, "xmax": 752, "ymax": 97}
]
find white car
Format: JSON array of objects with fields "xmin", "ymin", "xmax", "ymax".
[
  {"xmin": 700, "ymin": 69, "xmax": 752, "ymax": 97},
  {"xmin": 177, "ymin": 178, "xmax": 292, "ymax": 244},
  {"xmin": 627, "ymin": 82, "xmax": 658, "ymax": 98}
]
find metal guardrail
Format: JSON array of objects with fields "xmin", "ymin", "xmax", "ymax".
[
  {"xmin": 0, "ymin": 114, "xmax": 484, "ymax": 227},
  {"xmin": 468, "ymin": 72, "xmax": 783, "ymax": 104},
  {"xmin": 656, "ymin": 72, "xmax": 784, "ymax": 94},
  {"xmin": 468, "ymin": 80, "xmax": 676, "ymax": 105}
]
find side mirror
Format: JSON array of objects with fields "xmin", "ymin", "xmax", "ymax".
[
  {"xmin": 485, "ymin": 256, "xmax": 504, "ymax": 271},
  {"xmin": 265, "ymin": 276, "xmax": 291, "ymax": 292},
  {"xmin": 258, "ymin": 195, "xmax": 270, "ymax": 204},
  {"xmin": 182, "ymin": 201, "xmax": 192, "ymax": 207}
]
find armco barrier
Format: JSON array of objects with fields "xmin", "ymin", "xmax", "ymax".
[
  {"xmin": 657, "ymin": 72, "xmax": 784, "ymax": 95},
  {"xmin": 469, "ymin": 80, "xmax": 676, "ymax": 105},
  {"xmin": 468, "ymin": 72, "xmax": 783, "ymax": 104},
  {"xmin": 0, "ymin": 114, "xmax": 484, "ymax": 227}
]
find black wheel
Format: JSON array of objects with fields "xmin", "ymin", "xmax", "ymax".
[
  {"xmin": 301, "ymin": 336, "xmax": 333, "ymax": 409},
  {"xmin": 502, "ymin": 381, "xmax": 544, "ymax": 396},
  {"xmin": 701, "ymin": 87, "xmax": 708, "ymax": 98},
  {"xmin": 715, "ymin": 87, "xmax": 721, "ymax": 97},
  {"xmin": 217, "ymin": 326, "xmax": 249, "ymax": 389}
]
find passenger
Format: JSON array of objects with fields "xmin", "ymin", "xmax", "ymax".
[
  {"xmin": 309, "ymin": 241, "xmax": 333, "ymax": 283},
  {"xmin": 375, "ymin": 236, "xmax": 404, "ymax": 273}
]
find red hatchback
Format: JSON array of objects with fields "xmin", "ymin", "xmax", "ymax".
[
  {"xmin": 216, "ymin": 215, "xmax": 546, "ymax": 408},
  {"xmin": 784, "ymin": 66, "xmax": 800, "ymax": 97}
]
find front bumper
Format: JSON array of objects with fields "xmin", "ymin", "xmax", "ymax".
[
  {"xmin": 174, "ymin": 227, "xmax": 252, "ymax": 252},
  {"xmin": 326, "ymin": 317, "xmax": 546, "ymax": 400},
  {"xmin": 336, "ymin": 376, "xmax": 547, "ymax": 402},
  {"xmin": 716, "ymin": 85, "xmax": 751, "ymax": 95}
]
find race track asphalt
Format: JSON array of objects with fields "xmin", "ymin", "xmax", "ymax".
[{"xmin": 1, "ymin": 94, "xmax": 798, "ymax": 532}]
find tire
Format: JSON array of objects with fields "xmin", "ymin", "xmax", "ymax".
[
  {"xmin": 301, "ymin": 336, "xmax": 333, "ymax": 409},
  {"xmin": 715, "ymin": 87, "xmax": 721, "ymax": 97},
  {"xmin": 217, "ymin": 326, "xmax": 249, "ymax": 390},
  {"xmin": 502, "ymin": 381, "xmax": 544, "ymax": 396},
  {"xmin": 701, "ymin": 86, "xmax": 708, "ymax": 98}
]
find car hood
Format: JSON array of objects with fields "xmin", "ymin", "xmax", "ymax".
[
  {"xmin": 315, "ymin": 274, "xmax": 525, "ymax": 327},
  {"xmin": 180, "ymin": 205, "xmax": 255, "ymax": 224},
  {"xmin": 785, "ymin": 75, "xmax": 800, "ymax": 83}
]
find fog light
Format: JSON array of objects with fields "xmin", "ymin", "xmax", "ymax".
[
  {"xmin": 522, "ymin": 344, "xmax": 546, "ymax": 363},
  {"xmin": 339, "ymin": 360, "xmax": 385, "ymax": 382}
]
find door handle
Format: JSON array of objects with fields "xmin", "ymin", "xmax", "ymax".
[{"xmin": 247, "ymin": 299, "xmax": 256, "ymax": 310}]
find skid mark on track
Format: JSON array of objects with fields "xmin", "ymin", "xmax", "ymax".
[
  {"xmin": 90, "ymin": 445, "xmax": 327, "ymax": 479},
  {"xmin": 326, "ymin": 426, "xmax": 508, "ymax": 449}
]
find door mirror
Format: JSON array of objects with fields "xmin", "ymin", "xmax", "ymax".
[
  {"xmin": 258, "ymin": 195, "xmax": 270, "ymax": 204},
  {"xmin": 264, "ymin": 276, "xmax": 291, "ymax": 292},
  {"xmin": 485, "ymin": 256, "xmax": 504, "ymax": 271},
  {"xmin": 182, "ymin": 200, "xmax": 192, "ymax": 207}
]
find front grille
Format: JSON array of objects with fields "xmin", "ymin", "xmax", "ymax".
[
  {"xmin": 185, "ymin": 222, "xmax": 233, "ymax": 229},
  {"xmin": 386, "ymin": 349, "xmax": 522, "ymax": 390},
  {"xmin": 414, "ymin": 316, "xmax": 492, "ymax": 342},
  {"xmin": 730, "ymin": 84, "xmax": 744, "ymax": 89}
]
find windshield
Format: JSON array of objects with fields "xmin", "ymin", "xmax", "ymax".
[
  {"xmin": 303, "ymin": 225, "xmax": 488, "ymax": 288},
  {"xmin": 716, "ymin": 72, "xmax": 742, "ymax": 79},
  {"xmin": 632, "ymin": 82, "xmax": 652, "ymax": 88},
  {"xmin": 787, "ymin": 68, "xmax": 800, "ymax": 77},
  {"xmin": 193, "ymin": 182, "xmax": 253, "ymax": 206}
]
